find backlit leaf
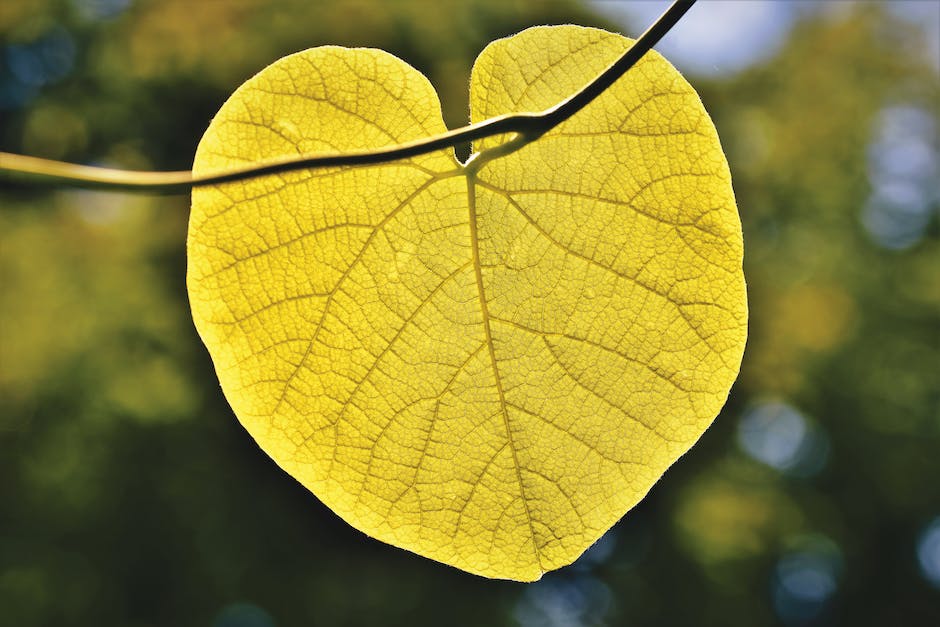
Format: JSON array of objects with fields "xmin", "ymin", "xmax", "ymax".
[{"xmin": 187, "ymin": 25, "xmax": 747, "ymax": 581}]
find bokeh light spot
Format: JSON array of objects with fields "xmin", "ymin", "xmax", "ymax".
[
  {"xmin": 590, "ymin": 0, "xmax": 801, "ymax": 76},
  {"xmin": 773, "ymin": 535, "xmax": 842, "ymax": 625},
  {"xmin": 862, "ymin": 105, "xmax": 939, "ymax": 250},
  {"xmin": 71, "ymin": 0, "xmax": 133, "ymax": 22},
  {"xmin": 6, "ymin": 27, "xmax": 76, "ymax": 87},
  {"xmin": 917, "ymin": 517, "xmax": 940, "ymax": 589},
  {"xmin": 514, "ymin": 577, "xmax": 611, "ymax": 627},
  {"xmin": 212, "ymin": 603, "xmax": 276, "ymax": 627},
  {"xmin": 737, "ymin": 401, "xmax": 828, "ymax": 476},
  {"xmin": 571, "ymin": 530, "xmax": 617, "ymax": 573}
]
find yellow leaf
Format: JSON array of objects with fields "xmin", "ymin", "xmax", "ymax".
[{"xmin": 187, "ymin": 25, "xmax": 747, "ymax": 581}]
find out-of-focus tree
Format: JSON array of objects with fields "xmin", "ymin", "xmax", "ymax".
[{"xmin": 648, "ymin": 6, "xmax": 939, "ymax": 626}]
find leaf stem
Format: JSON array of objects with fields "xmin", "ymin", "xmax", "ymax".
[{"xmin": 0, "ymin": 0, "xmax": 695, "ymax": 194}]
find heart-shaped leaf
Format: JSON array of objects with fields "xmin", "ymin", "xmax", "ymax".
[{"xmin": 187, "ymin": 25, "xmax": 747, "ymax": 581}]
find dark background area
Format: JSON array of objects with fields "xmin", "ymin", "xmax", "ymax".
[{"xmin": 1, "ymin": 1, "xmax": 938, "ymax": 626}]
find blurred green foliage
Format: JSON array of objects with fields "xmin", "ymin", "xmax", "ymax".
[{"xmin": 1, "ymin": 1, "xmax": 938, "ymax": 626}]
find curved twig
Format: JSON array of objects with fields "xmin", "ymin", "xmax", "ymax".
[{"xmin": 0, "ymin": 0, "xmax": 695, "ymax": 194}]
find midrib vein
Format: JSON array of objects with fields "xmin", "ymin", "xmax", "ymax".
[{"xmin": 465, "ymin": 173, "xmax": 542, "ymax": 571}]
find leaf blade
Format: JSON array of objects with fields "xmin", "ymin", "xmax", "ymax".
[
  {"xmin": 468, "ymin": 25, "xmax": 747, "ymax": 573},
  {"xmin": 188, "ymin": 26, "xmax": 746, "ymax": 581}
]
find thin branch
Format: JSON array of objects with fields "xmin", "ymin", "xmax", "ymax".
[{"xmin": 0, "ymin": 0, "xmax": 695, "ymax": 194}]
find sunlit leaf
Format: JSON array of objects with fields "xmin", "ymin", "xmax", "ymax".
[{"xmin": 187, "ymin": 25, "xmax": 747, "ymax": 581}]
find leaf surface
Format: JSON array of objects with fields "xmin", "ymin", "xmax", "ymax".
[{"xmin": 187, "ymin": 25, "xmax": 747, "ymax": 581}]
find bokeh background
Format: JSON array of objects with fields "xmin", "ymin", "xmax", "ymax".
[{"xmin": 1, "ymin": 1, "xmax": 938, "ymax": 625}]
